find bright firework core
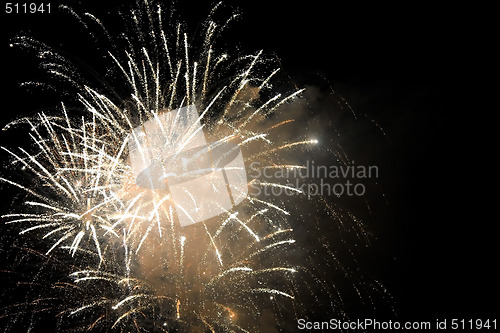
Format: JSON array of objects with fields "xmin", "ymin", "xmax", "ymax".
[
  {"xmin": 0, "ymin": 1, "xmax": 389, "ymax": 331},
  {"xmin": 128, "ymin": 105, "xmax": 248, "ymax": 226}
]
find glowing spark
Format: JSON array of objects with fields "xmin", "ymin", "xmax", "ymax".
[
  {"xmin": 252, "ymin": 288, "xmax": 295, "ymax": 299},
  {"xmin": 176, "ymin": 299, "xmax": 181, "ymax": 319},
  {"xmin": 112, "ymin": 294, "xmax": 148, "ymax": 310}
]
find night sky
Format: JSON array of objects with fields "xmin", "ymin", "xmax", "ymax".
[{"xmin": 0, "ymin": 0, "xmax": 496, "ymax": 330}]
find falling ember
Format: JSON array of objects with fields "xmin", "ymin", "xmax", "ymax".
[
  {"xmin": 217, "ymin": 303, "xmax": 236, "ymax": 320},
  {"xmin": 176, "ymin": 299, "xmax": 181, "ymax": 319},
  {"xmin": 0, "ymin": 0, "xmax": 389, "ymax": 331}
]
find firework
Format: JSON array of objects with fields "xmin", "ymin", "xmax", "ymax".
[{"xmin": 0, "ymin": 1, "xmax": 390, "ymax": 331}]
